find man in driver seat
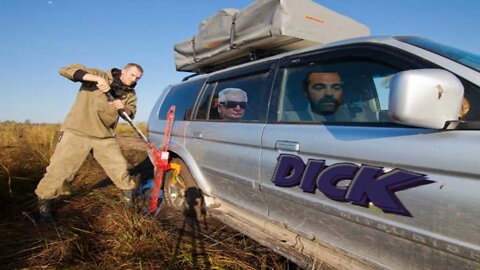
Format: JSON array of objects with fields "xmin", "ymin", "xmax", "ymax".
[{"xmin": 304, "ymin": 71, "xmax": 350, "ymax": 121}]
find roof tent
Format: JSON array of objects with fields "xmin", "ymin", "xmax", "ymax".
[{"xmin": 174, "ymin": 0, "xmax": 370, "ymax": 73}]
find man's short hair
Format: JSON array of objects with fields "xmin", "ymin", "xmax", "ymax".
[
  {"xmin": 124, "ymin": 63, "xmax": 143, "ymax": 73},
  {"xmin": 218, "ymin": 88, "xmax": 248, "ymax": 102}
]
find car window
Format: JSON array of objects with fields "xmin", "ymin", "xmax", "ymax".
[
  {"xmin": 195, "ymin": 83, "xmax": 218, "ymax": 120},
  {"xmin": 158, "ymin": 79, "xmax": 205, "ymax": 120},
  {"xmin": 460, "ymin": 80, "xmax": 480, "ymax": 122},
  {"xmin": 372, "ymin": 74, "xmax": 392, "ymax": 110},
  {"xmin": 197, "ymin": 71, "xmax": 271, "ymax": 122},
  {"xmin": 279, "ymin": 58, "xmax": 402, "ymax": 124}
]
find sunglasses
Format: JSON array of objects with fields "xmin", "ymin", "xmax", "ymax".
[{"xmin": 220, "ymin": 101, "xmax": 247, "ymax": 109}]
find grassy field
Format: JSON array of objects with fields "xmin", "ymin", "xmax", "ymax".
[{"xmin": 0, "ymin": 122, "xmax": 293, "ymax": 269}]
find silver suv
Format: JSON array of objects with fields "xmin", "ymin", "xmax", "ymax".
[{"xmin": 148, "ymin": 36, "xmax": 480, "ymax": 269}]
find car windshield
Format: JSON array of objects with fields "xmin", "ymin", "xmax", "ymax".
[{"xmin": 397, "ymin": 36, "xmax": 480, "ymax": 72}]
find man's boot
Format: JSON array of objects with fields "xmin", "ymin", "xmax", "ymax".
[
  {"xmin": 121, "ymin": 189, "xmax": 134, "ymax": 209},
  {"xmin": 38, "ymin": 198, "xmax": 53, "ymax": 223}
]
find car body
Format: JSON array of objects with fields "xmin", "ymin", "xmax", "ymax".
[{"xmin": 147, "ymin": 36, "xmax": 480, "ymax": 269}]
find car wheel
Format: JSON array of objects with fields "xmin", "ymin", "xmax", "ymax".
[{"xmin": 163, "ymin": 158, "xmax": 200, "ymax": 213}]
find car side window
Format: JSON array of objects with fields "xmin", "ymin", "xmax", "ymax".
[
  {"xmin": 372, "ymin": 74, "xmax": 392, "ymax": 111},
  {"xmin": 158, "ymin": 79, "xmax": 205, "ymax": 120},
  {"xmin": 279, "ymin": 58, "xmax": 401, "ymax": 124},
  {"xmin": 200, "ymin": 71, "xmax": 271, "ymax": 122},
  {"xmin": 196, "ymin": 83, "xmax": 219, "ymax": 120}
]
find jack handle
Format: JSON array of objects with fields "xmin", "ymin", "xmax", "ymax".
[{"xmin": 105, "ymin": 91, "xmax": 149, "ymax": 144}]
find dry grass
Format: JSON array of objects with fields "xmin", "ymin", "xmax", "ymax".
[
  {"xmin": 115, "ymin": 122, "xmax": 148, "ymax": 137},
  {"xmin": 0, "ymin": 122, "xmax": 294, "ymax": 270}
]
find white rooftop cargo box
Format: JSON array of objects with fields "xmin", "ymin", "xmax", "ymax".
[{"xmin": 174, "ymin": 0, "xmax": 370, "ymax": 72}]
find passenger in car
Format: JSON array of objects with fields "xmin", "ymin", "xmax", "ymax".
[
  {"xmin": 210, "ymin": 94, "xmax": 221, "ymax": 119},
  {"xmin": 196, "ymin": 94, "xmax": 221, "ymax": 120},
  {"xmin": 304, "ymin": 71, "xmax": 350, "ymax": 121},
  {"xmin": 217, "ymin": 88, "xmax": 248, "ymax": 121}
]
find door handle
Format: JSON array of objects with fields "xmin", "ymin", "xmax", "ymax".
[
  {"xmin": 275, "ymin": 140, "xmax": 300, "ymax": 152},
  {"xmin": 192, "ymin": 132, "xmax": 203, "ymax": 139}
]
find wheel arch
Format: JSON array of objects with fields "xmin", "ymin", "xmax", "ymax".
[{"xmin": 167, "ymin": 143, "xmax": 213, "ymax": 196}]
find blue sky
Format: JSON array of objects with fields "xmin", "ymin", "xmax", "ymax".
[{"xmin": 1, "ymin": 0, "xmax": 479, "ymax": 123}]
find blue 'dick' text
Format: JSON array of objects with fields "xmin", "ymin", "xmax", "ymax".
[{"xmin": 271, "ymin": 154, "xmax": 435, "ymax": 216}]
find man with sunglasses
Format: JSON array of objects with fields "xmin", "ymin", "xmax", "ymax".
[{"xmin": 217, "ymin": 88, "xmax": 248, "ymax": 121}]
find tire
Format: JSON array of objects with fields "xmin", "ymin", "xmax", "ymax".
[{"xmin": 163, "ymin": 158, "xmax": 200, "ymax": 212}]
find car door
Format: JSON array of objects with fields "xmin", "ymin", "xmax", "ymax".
[
  {"xmin": 185, "ymin": 62, "xmax": 276, "ymax": 217},
  {"xmin": 260, "ymin": 45, "xmax": 480, "ymax": 269}
]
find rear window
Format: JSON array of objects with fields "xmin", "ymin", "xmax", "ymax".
[{"xmin": 158, "ymin": 79, "xmax": 205, "ymax": 120}]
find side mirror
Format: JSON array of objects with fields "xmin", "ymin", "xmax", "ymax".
[{"xmin": 389, "ymin": 69, "xmax": 464, "ymax": 129}]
